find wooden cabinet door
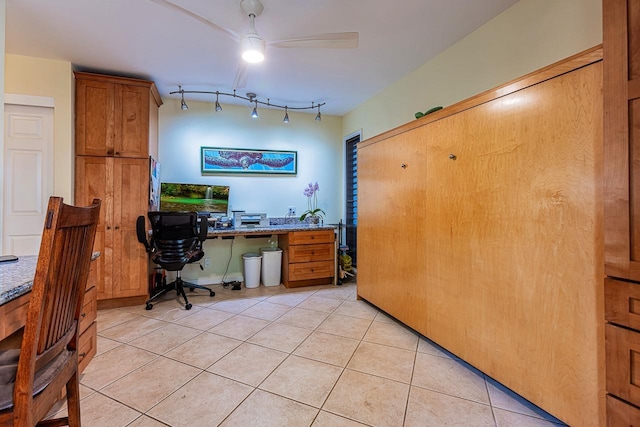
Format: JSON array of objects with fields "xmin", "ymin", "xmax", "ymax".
[
  {"xmin": 114, "ymin": 85, "xmax": 150, "ymax": 158},
  {"xmin": 357, "ymin": 129, "xmax": 429, "ymax": 331},
  {"xmin": 604, "ymin": 0, "xmax": 640, "ymax": 281},
  {"xmin": 111, "ymin": 158, "xmax": 149, "ymax": 297},
  {"xmin": 76, "ymin": 79, "xmax": 115, "ymax": 156},
  {"xmin": 75, "ymin": 156, "xmax": 113, "ymax": 299}
]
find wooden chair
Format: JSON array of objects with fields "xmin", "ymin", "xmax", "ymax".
[{"xmin": 0, "ymin": 197, "xmax": 100, "ymax": 426}]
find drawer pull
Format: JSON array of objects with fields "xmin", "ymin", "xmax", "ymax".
[
  {"xmin": 79, "ymin": 352, "xmax": 86, "ymax": 358},
  {"xmin": 81, "ymin": 312, "xmax": 86, "ymax": 318}
]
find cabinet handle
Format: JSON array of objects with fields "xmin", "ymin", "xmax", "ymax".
[
  {"xmin": 449, "ymin": 154, "xmax": 457, "ymax": 160},
  {"xmin": 401, "ymin": 163, "xmax": 407, "ymax": 169},
  {"xmin": 115, "ymin": 152, "xmax": 120, "ymax": 156},
  {"xmin": 106, "ymin": 226, "xmax": 111, "ymax": 230},
  {"xmin": 115, "ymin": 226, "xmax": 120, "ymax": 230},
  {"xmin": 107, "ymin": 150, "xmax": 113, "ymax": 155},
  {"xmin": 81, "ymin": 312, "xmax": 86, "ymax": 318},
  {"xmin": 79, "ymin": 352, "xmax": 86, "ymax": 358}
]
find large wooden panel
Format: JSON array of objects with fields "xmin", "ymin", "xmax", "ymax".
[
  {"xmin": 357, "ymin": 129, "xmax": 429, "ymax": 332},
  {"xmin": 358, "ymin": 52, "xmax": 604, "ymax": 426}
]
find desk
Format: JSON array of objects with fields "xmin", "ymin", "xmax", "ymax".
[
  {"xmin": 206, "ymin": 224, "xmax": 335, "ymax": 238},
  {"xmin": 0, "ymin": 254, "xmax": 100, "ymax": 363},
  {"xmin": 0, "ymin": 256, "xmax": 37, "ymax": 341},
  {"xmin": 206, "ymin": 225, "xmax": 338, "ymax": 287}
]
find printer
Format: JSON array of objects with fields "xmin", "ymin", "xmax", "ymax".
[{"xmin": 234, "ymin": 212, "xmax": 269, "ymax": 228}]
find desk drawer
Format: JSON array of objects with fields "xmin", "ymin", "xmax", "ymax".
[
  {"xmin": 606, "ymin": 278, "xmax": 640, "ymax": 331},
  {"xmin": 288, "ymin": 260, "xmax": 334, "ymax": 281},
  {"xmin": 80, "ymin": 286, "xmax": 97, "ymax": 334},
  {"xmin": 78, "ymin": 321, "xmax": 97, "ymax": 373},
  {"xmin": 289, "ymin": 243, "xmax": 333, "ymax": 263},
  {"xmin": 606, "ymin": 323, "xmax": 640, "ymax": 407},
  {"xmin": 288, "ymin": 230, "xmax": 334, "ymax": 245},
  {"xmin": 607, "ymin": 394, "xmax": 640, "ymax": 426}
]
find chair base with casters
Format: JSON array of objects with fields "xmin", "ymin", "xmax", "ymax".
[
  {"xmin": 137, "ymin": 211, "xmax": 215, "ymax": 310},
  {"xmin": 145, "ymin": 269, "xmax": 215, "ymax": 310}
]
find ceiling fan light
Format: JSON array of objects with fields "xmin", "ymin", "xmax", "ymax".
[{"xmin": 241, "ymin": 32, "xmax": 265, "ymax": 63}]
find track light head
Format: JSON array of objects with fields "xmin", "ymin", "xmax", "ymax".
[
  {"xmin": 179, "ymin": 86, "xmax": 188, "ymax": 110},
  {"xmin": 251, "ymin": 100, "xmax": 259, "ymax": 118},
  {"xmin": 215, "ymin": 92, "xmax": 222, "ymax": 112},
  {"xmin": 315, "ymin": 105, "xmax": 321, "ymax": 122},
  {"xmin": 283, "ymin": 107, "xmax": 289, "ymax": 123}
]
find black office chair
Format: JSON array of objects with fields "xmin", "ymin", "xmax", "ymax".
[{"xmin": 136, "ymin": 212, "xmax": 215, "ymax": 310}]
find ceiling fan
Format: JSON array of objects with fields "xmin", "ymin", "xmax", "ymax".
[{"xmin": 150, "ymin": 0, "xmax": 359, "ymax": 89}]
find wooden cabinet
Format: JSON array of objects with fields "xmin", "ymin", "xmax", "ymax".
[
  {"xmin": 357, "ymin": 48, "xmax": 604, "ymax": 427},
  {"xmin": 75, "ymin": 73, "xmax": 156, "ymax": 158},
  {"xmin": 279, "ymin": 230, "xmax": 335, "ymax": 288},
  {"xmin": 604, "ymin": 1, "xmax": 640, "ymax": 423},
  {"xmin": 74, "ymin": 72, "xmax": 161, "ymax": 306},
  {"xmin": 75, "ymin": 156, "xmax": 150, "ymax": 300}
]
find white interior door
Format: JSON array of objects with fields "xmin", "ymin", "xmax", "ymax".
[{"xmin": 3, "ymin": 104, "xmax": 54, "ymax": 255}]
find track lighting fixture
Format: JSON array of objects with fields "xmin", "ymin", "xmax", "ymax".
[
  {"xmin": 179, "ymin": 86, "xmax": 188, "ymax": 110},
  {"xmin": 170, "ymin": 87, "xmax": 326, "ymax": 123}
]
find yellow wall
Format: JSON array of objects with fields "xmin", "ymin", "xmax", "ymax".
[
  {"xmin": 4, "ymin": 54, "xmax": 74, "ymax": 200},
  {"xmin": 343, "ymin": 0, "xmax": 603, "ymax": 140}
]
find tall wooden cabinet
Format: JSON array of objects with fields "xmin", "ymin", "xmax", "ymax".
[
  {"xmin": 603, "ymin": 0, "xmax": 640, "ymax": 423},
  {"xmin": 358, "ymin": 48, "xmax": 604, "ymax": 427},
  {"xmin": 74, "ymin": 72, "xmax": 162, "ymax": 306}
]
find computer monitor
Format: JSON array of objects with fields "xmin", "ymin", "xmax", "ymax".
[{"xmin": 159, "ymin": 182, "xmax": 230, "ymax": 215}]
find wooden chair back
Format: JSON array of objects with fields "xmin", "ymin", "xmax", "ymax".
[{"xmin": 1, "ymin": 196, "xmax": 100, "ymax": 426}]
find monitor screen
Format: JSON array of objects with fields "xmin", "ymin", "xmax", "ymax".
[{"xmin": 159, "ymin": 182, "xmax": 230, "ymax": 215}]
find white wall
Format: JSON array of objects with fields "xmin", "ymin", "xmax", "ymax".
[
  {"xmin": 159, "ymin": 97, "xmax": 343, "ymax": 283},
  {"xmin": 343, "ymin": 0, "xmax": 603, "ymax": 140},
  {"xmin": 159, "ymin": 98, "xmax": 343, "ymax": 220}
]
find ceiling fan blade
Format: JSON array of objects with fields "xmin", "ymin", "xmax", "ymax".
[
  {"xmin": 149, "ymin": 0, "xmax": 238, "ymax": 40},
  {"xmin": 270, "ymin": 32, "xmax": 358, "ymax": 49},
  {"xmin": 233, "ymin": 61, "xmax": 249, "ymax": 90}
]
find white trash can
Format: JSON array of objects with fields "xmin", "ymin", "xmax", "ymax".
[
  {"xmin": 242, "ymin": 252, "xmax": 262, "ymax": 288},
  {"xmin": 260, "ymin": 247, "xmax": 283, "ymax": 287}
]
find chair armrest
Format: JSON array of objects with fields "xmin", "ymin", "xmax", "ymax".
[
  {"xmin": 136, "ymin": 216, "xmax": 151, "ymax": 252},
  {"xmin": 196, "ymin": 215, "xmax": 208, "ymax": 242}
]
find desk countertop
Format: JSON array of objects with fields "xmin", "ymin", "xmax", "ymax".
[
  {"xmin": 0, "ymin": 255, "xmax": 37, "ymax": 305},
  {"xmin": 0, "ymin": 252, "xmax": 101, "ymax": 306},
  {"xmin": 207, "ymin": 224, "xmax": 336, "ymax": 237}
]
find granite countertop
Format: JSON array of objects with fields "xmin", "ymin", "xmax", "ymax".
[
  {"xmin": 208, "ymin": 224, "xmax": 336, "ymax": 236},
  {"xmin": 0, "ymin": 252, "xmax": 101, "ymax": 306},
  {"xmin": 0, "ymin": 255, "xmax": 38, "ymax": 305}
]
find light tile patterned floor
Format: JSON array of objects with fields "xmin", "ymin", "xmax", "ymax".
[{"xmin": 52, "ymin": 282, "xmax": 568, "ymax": 426}]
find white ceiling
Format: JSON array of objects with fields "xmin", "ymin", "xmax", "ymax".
[{"xmin": 6, "ymin": 0, "xmax": 520, "ymax": 116}]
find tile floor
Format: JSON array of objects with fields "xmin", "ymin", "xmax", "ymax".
[{"xmin": 51, "ymin": 282, "xmax": 568, "ymax": 426}]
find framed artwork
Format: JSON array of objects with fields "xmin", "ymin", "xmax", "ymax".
[{"xmin": 201, "ymin": 147, "xmax": 297, "ymax": 175}]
